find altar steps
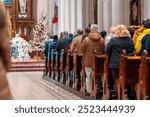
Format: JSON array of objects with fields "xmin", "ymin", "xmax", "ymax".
[{"xmin": 9, "ymin": 61, "xmax": 45, "ymax": 72}]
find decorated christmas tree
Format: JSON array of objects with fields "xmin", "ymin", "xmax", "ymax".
[{"xmin": 29, "ymin": 13, "xmax": 48, "ymax": 54}]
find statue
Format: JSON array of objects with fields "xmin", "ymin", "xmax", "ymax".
[
  {"xmin": 11, "ymin": 34, "xmax": 30, "ymax": 61},
  {"xmin": 132, "ymin": 2, "xmax": 138, "ymax": 25},
  {"xmin": 19, "ymin": 0, "xmax": 27, "ymax": 14}
]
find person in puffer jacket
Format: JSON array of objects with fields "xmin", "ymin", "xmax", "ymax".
[
  {"xmin": 135, "ymin": 21, "xmax": 150, "ymax": 55},
  {"xmin": 80, "ymin": 24, "xmax": 105, "ymax": 94}
]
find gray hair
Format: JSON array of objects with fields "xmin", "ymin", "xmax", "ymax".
[
  {"xmin": 90, "ymin": 24, "xmax": 98, "ymax": 32},
  {"xmin": 77, "ymin": 28, "xmax": 84, "ymax": 35},
  {"xmin": 63, "ymin": 31, "xmax": 68, "ymax": 36}
]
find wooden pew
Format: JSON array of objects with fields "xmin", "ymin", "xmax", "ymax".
[
  {"xmin": 136, "ymin": 51, "xmax": 150, "ymax": 100},
  {"xmin": 80, "ymin": 56, "xmax": 86, "ymax": 94},
  {"xmin": 73, "ymin": 50, "xmax": 83, "ymax": 90},
  {"xmin": 44, "ymin": 57, "xmax": 48, "ymax": 76},
  {"xmin": 55, "ymin": 51, "xmax": 60, "ymax": 81},
  {"xmin": 60, "ymin": 50, "xmax": 67, "ymax": 84},
  {"xmin": 90, "ymin": 51, "xmax": 105, "ymax": 99},
  {"xmin": 50, "ymin": 49, "xmax": 56, "ymax": 79},
  {"xmin": 116, "ymin": 50, "xmax": 141, "ymax": 100},
  {"xmin": 48, "ymin": 53, "xmax": 51, "ymax": 78},
  {"xmin": 66, "ymin": 50, "xmax": 74, "ymax": 86},
  {"xmin": 101, "ymin": 54, "xmax": 109, "ymax": 100}
]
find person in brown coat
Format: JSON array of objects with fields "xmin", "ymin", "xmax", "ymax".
[
  {"xmin": 80, "ymin": 24, "xmax": 105, "ymax": 94},
  {"xmin": 70, "ymin": 28, "xmax": 84, "ymax": 54},
  {"xmin": 0, "ymin": 2, "xmax": 12, "ymax": 100}
]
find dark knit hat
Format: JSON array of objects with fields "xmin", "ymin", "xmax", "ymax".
[{"xmin": 144, "ymin": 21, "xmax": 150, "ymax": 29}]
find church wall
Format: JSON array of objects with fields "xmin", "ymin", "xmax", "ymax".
[{"xmin": 33, "ymin": 0, "xmax": 150, "ymax": 36}]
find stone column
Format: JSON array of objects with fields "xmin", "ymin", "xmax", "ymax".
[
  {"xmin": 144, "ymin": 0, "xmax": 150, "ymax": 19},
  {"xmin": 112, "ymin": 0, "xmax": 124, "ymax": 26},
  {"xmin": 123, "ymin": 0, "xmax": 130, "ymax": 27},
  {"xmin": 64, "ymin": 0, "xmax": 70, "ymax": 32},
  {"xmin": 103, "ymin": 0, "xmax": 112, "ymax": 32},
  {"xmin": 47, "ymin": 0, "xmax": 55, "ymax": 34},
  {"xmin": 58, "ymin": 0, "xmax": 65, "ymax": 35},
  {"xmin": 98, "ymin": 0, "xmax": 103, "ymax": 31},
  {"xmin": 76, "ymin": 0, "xmax": 83, "ymax": 29},
  {"xmin": 70, "ymin": 0, "xmax": 77, "ymax": 33}
]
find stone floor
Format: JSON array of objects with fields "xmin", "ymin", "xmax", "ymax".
[{"xmin": 7, "ymin": 72, "xmax": 82, "ymax": 100}]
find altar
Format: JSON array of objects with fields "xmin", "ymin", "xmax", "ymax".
[{"xmin": 3, "ymin": 0, "xmax": 35, "ymax": 39}]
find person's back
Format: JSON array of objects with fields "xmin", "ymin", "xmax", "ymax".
[
  {"xmin": 81, "ymin": 32, "xmax": 104, "ymax": 67},
  {"xmin": 106, "ymin": 25, "xmax": 134, "ymax": 87},
  {"xmin": 70, "ymin": 28, "xmax": 84, "ymax": 53},
  {"xmin": 71, "ymin": 35, "xmax": 83, "ymax": 53},
  {"xmin": 0, "ymin": 3, "xmax": 12, "ymax": 100},
  {"xmin": 135, "ymin": 21, "xmax": 150, "ymax": 55},
  {"xmin": 80, "ymin": 24, "xmax": 104, "ymax": 94},
  {"xmin": 55, "ymin": 31, "xmax": 69, "ymax": 53},
  {"xmin": 107, "ymin": 37, "xmax": 134, "ymax": 68},
  {"xmin": 141, "ymin": 34, "xmax": 150, "ymax": 55}
]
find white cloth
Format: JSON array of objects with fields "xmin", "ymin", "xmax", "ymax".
[
  {"xmin": 85, "ymin": 67, "xmax": 92, "ymax": 93},
  {"xmin": 105, "ymin": 34, "xmax": 114, "ymax": 49}
]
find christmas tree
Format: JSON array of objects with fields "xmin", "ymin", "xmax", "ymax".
[{"xmin": 29, "ymin": 13, "xmax": 48, "ymax": 53}]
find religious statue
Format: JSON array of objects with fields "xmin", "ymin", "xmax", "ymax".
[
  {"xmin": 11, "ymin": 34, "xmax": 30, "ymax": 61},
  {"xmin": 19, "ymin": 0, "xmax": 27, "ymax": 14},
  {"xmin": 132, "ymin": 2, "xmax": 138, "ymax": 25}
]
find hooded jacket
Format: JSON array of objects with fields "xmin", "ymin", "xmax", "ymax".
[
  {"xmin": 133, "ymin": 25, "xmax": 145, "ymax": 45},
  {"xmin": 135, "ymin": 29, "xmax": 150, "ymax": 55},
  {"xmin": 80, "ymin": 32, "xmax": 105, "ymax": 67},
  {"xmin": 70, "ymin": 35, "xmax": 83, "ymax": 54}
]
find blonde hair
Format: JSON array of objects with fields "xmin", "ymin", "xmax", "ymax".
[
  {"xmin": 115, "ymin": 25, "xmax": 130, "ymax": 37},
  {"xmin": 110, "ymin": 26, "xmax": 117, "ymax": 35}
]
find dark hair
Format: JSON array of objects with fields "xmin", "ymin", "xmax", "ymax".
[
  {"xmin": 128, "ymin": 27, "xmax": 135, "ymax": 38},
  {"xmin": 60, "ymin": 32, "xmax": 64, "ymax": 38},
  {"xmin": 77, "ymin": 28, "xmax": 83, "ymax": 35},
  {"xmin": 142, "ymin": 18, "xmax": 149, "ymax": 25},
  {"xmin": 69, "ymin": 33, "xmax": 73, "ymax": 38},
  {"xmin": 0, "ymin": 5, "xmax": 7, "ymax": 29},
  {"xmin": 53, "ymin": 35, "xmax": 58, "ymax": 40},
  {"xmin": 85, "ymin": 27, "xmax": 90, "ymax": 34},
  {"xmin": 144, "ymin": 21, "xmax": 150, "ymax": 29},
  {"xmin": 100, "ymin": 31, "xmax": 107, "ymax": 39}
]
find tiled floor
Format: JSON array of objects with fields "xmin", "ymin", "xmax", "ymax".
[{"xmin": 7, "ymin": 72, "xmax": 82, "ymax": 100}]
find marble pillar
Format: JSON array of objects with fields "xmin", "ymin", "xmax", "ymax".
[
  {"xmin": 64, "ymin": 0, "xmax": 70, "ymax": 32},
  {"xmin": 123, "ymin": 0, "xmax": 130, "ymax": 27},
  {"xmin": 144, "ymin": 0, "xmax": 150, "ymax": 19},
  {"xmin": 58, "ymin": 0, "xmax": 65, "ymax": 35},
  {"xmin": 112, "ymin": 0, "xmax": 124, "ymax": 26},
  {"xmin": 103, "ymin": 0, "xmax": 112, "ymax": 32},
  {"xmin": 70, "ymin": 0, "xmax": 77, "ymax": 33},
  {"xmin": 76, "ymin": 0, "xmax": 83, "ymax": 29},
  {"xmin": 47, "ymin": 0, "xmax": 55, "ymax": 34},
  {"xmin": 98, "ymin": 0, "xmax": 103, "ymax": 31}
]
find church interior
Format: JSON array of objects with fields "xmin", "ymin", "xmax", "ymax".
[{"xmin": 0, "ymin": 0, "xmax": 150, "ymax": 100}]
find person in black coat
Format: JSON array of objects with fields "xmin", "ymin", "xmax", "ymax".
[{"xmin": 106, "ymin": 25, "xmax": 134, "ymax": 88}]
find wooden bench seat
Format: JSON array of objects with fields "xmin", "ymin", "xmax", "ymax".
[
  {"xmin": 116, "ymin": 50, "xmax": 141, "ymax": 100},
  {"xmin": 55, "ymin": 51, "xmax": 60, "ymax": 81},
  {"xmin": 66, "ymin": 50, "xmax": 74, "ymax": 86},
  {"xmin": 73, "ymin": 51, "xmax": 83, "ymax": 90},
  {"xmin": 60, "ymin": 50, "xmax": 67, "ymax": 84},
  {"xmin": 90, "ymin": 52, "xmax": 106, "ymax": 99},
  {"xmin": 50, "ymin": 50, "xmax": 56, "ymax": 79},
  {"xmin": 136, "ymin": 51, "xmax": 150, "ymax": 100}
]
